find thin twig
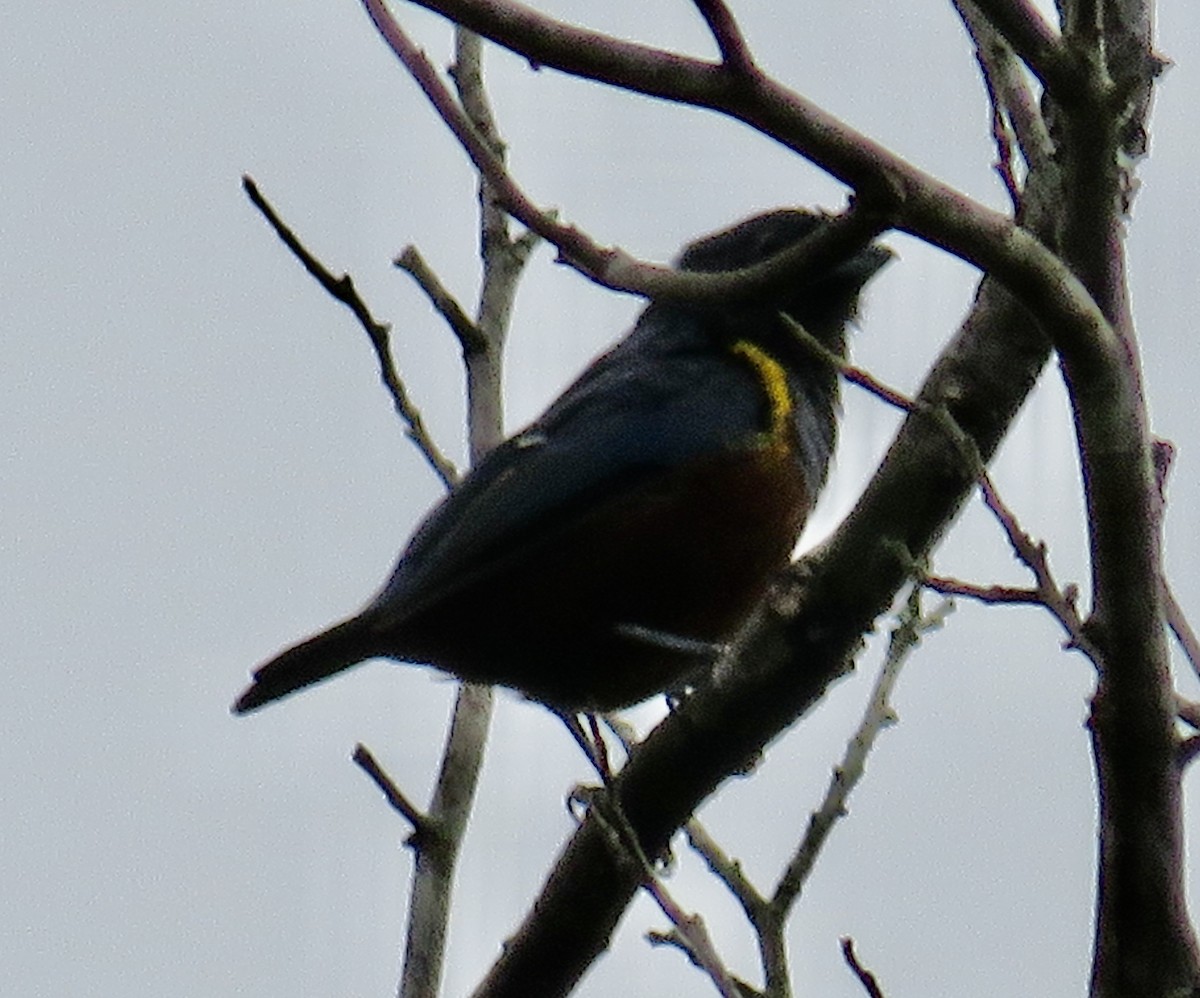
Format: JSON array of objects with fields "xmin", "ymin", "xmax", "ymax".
[
  {"xmin": 1150, "ymin": 438, "xmax": 1200, "ymax": 682},
  {"xmin": 452, "ymin": 27, "xmax": 540, "ymax": 456},
  {"xmin": 352, "ymin": 743, "xmax": 431, "ymax": 839},
  {"xmin": 781, "ymin": 315, "xmax": 918, "ymax": 415},
  {"xmin": 368, "ymin": 0, "xmax": 1125, "ymax": 406},
  {"xmin": 583, "ymin": 793, "xmax": 742, "ymax": 998},
  {"xmin": 241, "ymin": 175, "xmax": 458, "ymax": 488},
  {"xmin": 554, "ymin": 710, "xmax": 617, "ymax": 782},
  {"xmin": 641, "ymin": 895, "xmax": 741, "ymax": 998},
  {"xmin": 675, "ymin": 591, "xmax": 940, "ymax": 994},
  {"xmin": 923, "ymin": 574, "xmax": 1042, "ymax": 604},
  {"xmin": 841, "ymin": 937, "xmax": 887, "ymax": 998},
  {"xmin": 954, "ymin": 0, "xmax": 1054, "ymax": 186},
  {"xmin": 685, "ymin": 819, "xmax": 769, "ymax": 923},
  {"xmin": 394, "ymin": 245, "xmax": 487, "ymax": 355},
  {"xmin": 966, "ymin": 0, "xmax": 1072, "ymax": 91},
  {"xmin": 691, "ymin": 0, "xmax": 755, "ymax": 74},
  {"xmin": 360, "ymin": 0, "xmax": 889, "ymax": 306},
  {"xmin": 977, "ymin": 472, "xmax": 1098, "ymax": 658},
  {"xmin": 1163, "ymin": 582, "xmax": 1200, "ymax": 684},
  {"xmin": 789, "ymin": 312, "xmax": 1092, "ymax": 661},
  {"xmin": 773, "ymin": 587, "xmax": 940, "ymax": 915},
  {"xmin": 954, "ymin": 1, "xmax": 1024, "ymax": 207}
]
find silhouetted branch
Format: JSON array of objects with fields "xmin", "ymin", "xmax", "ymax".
[
  {"xmin": 353, "ymin": 744, "xmax": 429, "ymax": 837},
  {"xmin": 242, "ymin": 174, "xmax": 458, "ymax": 488},
  {"xmin": 691, "ymin": 0, "xmax": 755, "ymax": 74},
  {"xmin": 841, "ymin": 937, "xmax": 887, "ymax": 998}
]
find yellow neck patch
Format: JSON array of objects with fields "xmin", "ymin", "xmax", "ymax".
[{"xmin": 730, "ymin": 339, "xmax": 793, "ymax": 443}]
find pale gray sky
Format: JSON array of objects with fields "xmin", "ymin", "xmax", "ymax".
[{"xmin": 4, "ymin": 3, "xmax": 1200, "ymax": 996}]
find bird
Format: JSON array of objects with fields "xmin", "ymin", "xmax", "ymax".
[{"xmin": 233, "ymin": 209, "xmax": 891, "ymax": 715}]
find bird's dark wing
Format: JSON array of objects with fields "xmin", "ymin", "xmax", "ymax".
[{"xmin": 367, "ymin": 305, "xmax": 764, "ymax": 626}]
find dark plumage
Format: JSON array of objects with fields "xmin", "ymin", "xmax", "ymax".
[{"xmin": 234, "ymin": 210, "xmax": 890, "ymax": 714}]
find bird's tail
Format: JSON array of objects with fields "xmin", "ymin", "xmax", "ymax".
[{"xmin": 233, "ymin": 616, "xmax": 383, "ymax": 714}]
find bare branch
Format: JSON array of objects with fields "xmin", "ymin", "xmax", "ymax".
[
  {"xmin": 977, "ymin": 473, "xmax": 1098, "ymax": 657},
  {"xmin": 641, "ymin": 908, "xmax": 740, "ymax": 998},
  {"xmin": 957, "ymin": 0, "xmax": 1022, "ymax": 205},
  {"xmin": 452, "ymin": 27, "xmax": 540, "ymax": 457},
  {"xmin": 773, "ymin": 588, "xmax": 935, "ymax": 916},
  {"xmin": 966, "ymin": 0, "xmax": 1072, "ymax": 90},
  {"xmin": 353, "ymin": 743, "xmax": 430, "ymax": 838},
  {"xmin": 921, "ymin": 470, "xmax": 1098, "ymax": 653},
  {"xmin": 691, "ymin": 0, "xmax": 755, "ymax": 74},
  {"xmin": 923, "ymin": 574, "xmax": 1043, "ymax": 604},
  {"xmin": 403, "ymin": 683, "xmax": 494, "ymax": 998},
  {"xmin": 387, "ymin": 8, "xmax": 902, "ymax": 306},
  {"xmin": 1163, "ymin": 582, "xmax": 1200, "ymax": 685},
  {"xmin": 584, "ymin": 794, "xmax": 742, "ymax": 998},
  {"xmin": 960, "ymin": 2, "xmax": 1055, "ymax": 170},
  {"xmin": 841, "ymin": 937, "xmax": 887, "ymax": 998},
  {"xmin": 394, "ymin": 245, "xmax": 487, "ymax": 355},
  {"xmin": 384, "ymin": 31, "xmax": 524, "ymax": 997},
  {"xmin": 1152, "ymin": 442, "xmax": 1200, "ymax": 681},
  {"xmin": 362, "ymin": 0, "xmax": 883, "ymax": 304},
  {"xmin": 366, "ymin": 0, "xmax": 1124, "ymax": 395},
  {"xmin": 241, "ymin": 175, "xmax": 459, "ymax": 488},
  {"xmin": 783, "ymin": 315, "xmax": 920, "ymax": 416},
  {"xmin": 674, "ymin": 593, "xmax": 944, "ymax": 994},
  {"xmin": 685, "ymin": 818, "xmax": 786, "ymax": 993},
  {"xmin": 685, "ymin": 819, "xmax": 769, "ymax": 923},
  {"xmin": 954, "ymin": 0, "xmax": 1056, "ymax": 206}
]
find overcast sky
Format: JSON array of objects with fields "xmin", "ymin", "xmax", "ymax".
[{"xmin": 5, "ymin": 3, "xmax": 1200, "ymax": 996}]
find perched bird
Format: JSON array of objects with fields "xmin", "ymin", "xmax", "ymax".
[{"xmin": 233, "ymin": 210, "xmax": 890, "ymax": 715}]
